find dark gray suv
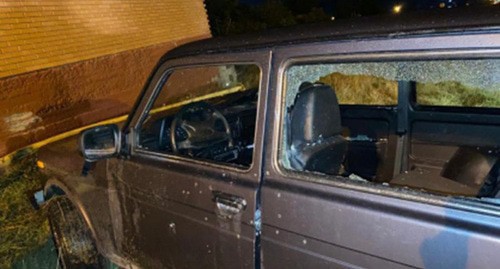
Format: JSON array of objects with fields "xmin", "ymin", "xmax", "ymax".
[{"xmin": 43, "ymin": 11, "xmax": 500, "ymax": 269}]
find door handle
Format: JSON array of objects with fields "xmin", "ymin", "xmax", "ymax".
[{"xmin": 212, "ymin": 191, "xmax": 247, "ymax": 218}]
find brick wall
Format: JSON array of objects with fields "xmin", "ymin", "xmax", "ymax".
[
  {"xmin": 0, "ymin": 0, "xmax": 210, "ymax": 78},
  {"xmin": 0, "ymin": 0, "xmax": 211, "ymax": 157}
]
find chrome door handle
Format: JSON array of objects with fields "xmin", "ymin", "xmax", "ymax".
[{"xmin": 212, "ymin": 191, "xmax": 247, "ymax": 218}]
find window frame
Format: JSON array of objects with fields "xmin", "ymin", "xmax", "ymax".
[
  {"xmin": 274, "ymin": 49, "xmax": 500, "ymax": 209},
  {"xmin": 128, "ymin": 55, "xmax": 267, "ymax": 174},
  {"xmin": 413, "ymin": 103, "xmax": 500, "ymax": 115}
]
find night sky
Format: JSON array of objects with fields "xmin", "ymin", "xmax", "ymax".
[
  {"xmin": 207, "ymin": 0, "xmax": 495, "ymax": 36},
  {"xmin": 238, "ymin": 0, "xmax": 483, "ymax": 13}
]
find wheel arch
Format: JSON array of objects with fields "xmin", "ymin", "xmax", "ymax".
[
  {"xmin": 44, "ymin": 178, "xmax": 99, "ymax": 242},
  {"xmin": 44, "ymin": 175, "xmax": 138, "ymax": 268},
  {"xmin": 44, "ymin": 177, "xmax": 112, "ymax": 262}
]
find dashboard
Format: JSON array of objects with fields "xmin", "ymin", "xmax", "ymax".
[{"xmin": 138, "ymin": 89, "xmax": 258, "ymax": 167}]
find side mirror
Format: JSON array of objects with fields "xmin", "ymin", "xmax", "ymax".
[{"xmin": 80, "ymin": 124, "xmax": 121, "ymax": 162}]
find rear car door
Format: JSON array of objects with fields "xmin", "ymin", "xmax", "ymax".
[
  {"xmin": 109, "ymin": 52, "xmax": 269, "ymax": 268},
  {"xmin": 262, "ymin": 31, "xmax": 500, "ymax": 268}
]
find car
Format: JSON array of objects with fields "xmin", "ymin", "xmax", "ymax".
[{"xmin": 41, "ymin": 9, "xmax": 500, "ymax": 269}]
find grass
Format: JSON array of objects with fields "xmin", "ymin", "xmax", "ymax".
[
  {"xmin": 0, "ymin": 149, "xmax": 51, "ymax": 269},
  {"xmin": 417, "ymin": 81, "xmax": 500, "ymax": 108},
  {"xmin": 319, "ymin": 72, "xmax": 500, "ymax": 108},
  {"xmin": 319, "ymin": 72, "xmax": 398, "ymax": 105}
]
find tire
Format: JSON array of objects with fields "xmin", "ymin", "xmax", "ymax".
[{"xmin": 48, "ymin": 196, "xmax": 106, "ymax": 269}]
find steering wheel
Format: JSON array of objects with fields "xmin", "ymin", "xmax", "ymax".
[{"xmin": 170, "ymin": 102, "xmax": 234, "ymax": 156}]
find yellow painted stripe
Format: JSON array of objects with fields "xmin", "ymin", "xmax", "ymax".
[
  {"xmin": 149, "ymin": 84, "xmax": 245, "ymax": 114},
  {"xmin": 0, "ymin": 115, "xmax": 128, "ymax": 168},
  {"xmin": 0, "ymin": 84, "xmax": 246, "ymax": 167}
]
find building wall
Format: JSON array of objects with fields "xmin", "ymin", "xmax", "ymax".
[
  {"xmin": 0, "ymin": 0, "xmax": 210, "ymax": 78},
  {"xmin": 0, "ymin": 0, "xmax": 211, "ymax": 156}
]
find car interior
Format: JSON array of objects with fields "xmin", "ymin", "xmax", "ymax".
[
  {"xmin": 139, "ymin": 88, "xmax": 258, "ymax": 168},
  {"xmin": 286, "ymin": 81, "xmax": 500, "ymax": 198},
  {"xmin": 287, "ymin": 82, "xmax": 347, "ymax": 175}
]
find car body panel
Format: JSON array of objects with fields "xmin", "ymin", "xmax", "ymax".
[{"xmin": 41, "ymin": 144, "xmax": 139, "ymax": 268}]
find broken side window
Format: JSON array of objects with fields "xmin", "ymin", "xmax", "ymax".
[{"xmin": 282, "ymin": 59, "xmax": 500, "ymax": 199}]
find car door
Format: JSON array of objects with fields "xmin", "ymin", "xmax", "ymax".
[
  {"xmin": 107, "ymin": 51, "xmax": 269, "ymax": 268},
  {"xmin": 262, "ymin": 32, "xmax": 500, "ymax": 268}
]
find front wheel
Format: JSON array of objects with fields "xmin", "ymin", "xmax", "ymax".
[{"xmin": 48, "ymin": 196, "xmax": 106, "ymax": 269}]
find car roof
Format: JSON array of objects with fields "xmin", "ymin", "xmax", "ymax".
[{"xmin": 164, "ymin": 7, "xmax": 500, "ymax": 60}]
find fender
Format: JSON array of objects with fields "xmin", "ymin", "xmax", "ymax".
[{"xmin": 44, "ymin": 174, "xmax": 139, "ymax": 269}]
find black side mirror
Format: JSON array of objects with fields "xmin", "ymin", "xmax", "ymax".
[{"xmin": 80, "ymin": 124, "xmax": 121, "ymax": 162}]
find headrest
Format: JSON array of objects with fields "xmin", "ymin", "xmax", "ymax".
[{"xmin": 290, "ymin": 82, "xmax": 342, "ymax": 145}]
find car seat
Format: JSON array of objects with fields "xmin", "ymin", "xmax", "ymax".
[{"xmin": 288, "ymin": 82, "xmax": 347, "ymax": 175}]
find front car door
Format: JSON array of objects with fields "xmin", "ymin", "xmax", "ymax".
[
  {"xmin": 108, "ymin": 51, "xmax": 269, "ymax": 268},
  {"xmin": 262, "ymin": 30, "xmax": 500, "ymax": 268}
]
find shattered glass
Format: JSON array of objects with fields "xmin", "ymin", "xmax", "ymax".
[
  {"xmin": 282, "ymin": 58, "xmax": 500, "ymax": 198},
  {"xmin": 286, "ymin": 59, "xmax": 500, "ymax": 108}
]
